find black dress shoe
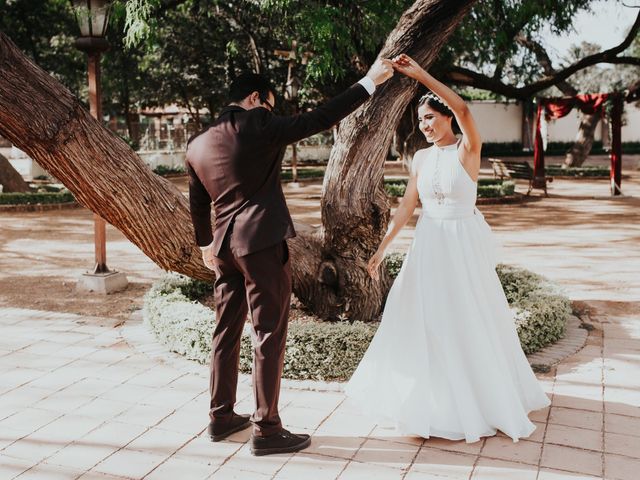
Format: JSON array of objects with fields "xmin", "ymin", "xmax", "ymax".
[
  {"xmin": 250, "ymin": 428, "xmax": 311, "ymax": 456},
  {"xmin": 208, "ymin": 413, "xmax": 251, "ymax": 442}
]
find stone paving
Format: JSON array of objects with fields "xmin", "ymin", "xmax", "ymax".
[
  {"xmin": 1, "ymin": 164, "xmax": 640, "ymax": 479},
  {"xmin": 1, "ymin": 303, "xmax": 639, "ymax": 479}
]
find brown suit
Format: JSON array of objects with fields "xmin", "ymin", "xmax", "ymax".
[{"xmin": 186, "ymin": 82, "xmax": 370, "ymax": 436}]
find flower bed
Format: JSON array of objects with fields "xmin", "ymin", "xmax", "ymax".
[{"xmin": 144, "ymin": 260, "xmax": 569, "ymax": 381}]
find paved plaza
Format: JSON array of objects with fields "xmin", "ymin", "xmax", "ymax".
[{"xmin": 1, "ymin": 163, "xmax": 639, "ymax": 479}]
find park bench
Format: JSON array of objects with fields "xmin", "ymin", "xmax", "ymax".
[{"xmin": 488, "ymin": 158, "xmax": 553, "ymax": 196}]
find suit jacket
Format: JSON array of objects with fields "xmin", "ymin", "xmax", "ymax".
[{"xmin": 186, "ymin": 82, "xmax": 370, "ymax": 257}]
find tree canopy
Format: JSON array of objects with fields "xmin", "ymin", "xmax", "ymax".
[{"xmin": 1, "ymin": 0, "xmax": 638, "ymax": 125}]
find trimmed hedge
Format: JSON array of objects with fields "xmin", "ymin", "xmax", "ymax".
[
  {"xmin": 546, "ymin": 165, "xmax": 609, "ymax": 177},
  {"xmin": 281, "ymin": 168, "xmax": 325, "ymax": 181},
  {"xmin": 143, "ymin": 274, "xmax": 378, "ymax": 381},
  {"xmin": 385, "ymin": 253, "xmax": 569, "ymax": 354},
  {"xmin": 0, "ymin": 191, "xmax": 75, "ymax": 205},
  {"xmin": 144, "ymin": 259, "xmax": 570, "ymax": 380},
  {"xmin": 384, "ymin": 178, "xmax": 515, "ymax": 198},
  {"xmin": 481, "ymin": 141, "xmax": 640, "ymax": 157},
  {"xmin": 153, "ymin": 165, "xmax": 186, "ymax": 176}
]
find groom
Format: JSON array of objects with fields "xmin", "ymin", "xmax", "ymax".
[{"xmin": 186, "ymin": 60, "xmax": 392, "ymax": 456}]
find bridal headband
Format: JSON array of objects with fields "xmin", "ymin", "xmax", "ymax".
[{"xmin": 418, "ymin": 92, "xmax": 452, "ymax": 115}]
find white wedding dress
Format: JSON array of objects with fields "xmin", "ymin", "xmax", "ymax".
[{"xmin": 345, "ymin": 142, "xmax": 551, "ymax": 443}]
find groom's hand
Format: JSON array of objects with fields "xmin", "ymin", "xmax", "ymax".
[
  {"xmin": 390, "ymin": 54, "xmax": 425, "ymax": 81},
  {"xmin": 201, "ymin": 244, "xmax": 216, "ymax": 271},
  {"xmin": 366, "ymin": 59, "xmax": 394, "ymax": 86}
]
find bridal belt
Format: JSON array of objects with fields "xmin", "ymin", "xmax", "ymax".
[{"xmin": 421, "ymin": 205, "xmax": 480, "ymax": 220}]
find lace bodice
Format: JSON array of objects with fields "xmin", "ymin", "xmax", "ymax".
[{"xmin": 411, "ymin": 142, "xmax": 477, "ymax": 215}]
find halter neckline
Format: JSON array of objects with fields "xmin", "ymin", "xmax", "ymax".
[{"xmin": 435, "ymin": 140, "xmax": 459, "ymax": 151}]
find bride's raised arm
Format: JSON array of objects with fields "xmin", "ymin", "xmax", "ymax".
[{"xmin": 391, "ymin": 54, "xmax": 482, "ymax": 155}]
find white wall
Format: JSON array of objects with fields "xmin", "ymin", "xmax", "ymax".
[
  {"xmin": 622, "ymin": 105, "xmax": 640, "ymax": 142},
  {"xmin": 468, "ymin": 101, "xmax": 522, "ymax": 143},
  {"xmin": 7, "ymin": 147, "xmax": 48, "ymax": 180},
  {"xmin": 468, "ymin": 101, "xmax": 640, "ymax": 143}
]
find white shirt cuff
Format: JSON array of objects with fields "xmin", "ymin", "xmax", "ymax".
[
  {"xmin": 199, "ymin": 240, "xmax": 214, "ymax": 251},
  {"xmin": 358, "ymin": 77, "xmax": 376, "ymax": 95}
]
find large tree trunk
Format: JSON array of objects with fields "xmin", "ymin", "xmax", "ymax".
[
  {"xmin": 563, "ymin": 113, "xmax": 600, "ymax": 167},
  {"xmin": 0, "ymin": 31, "xmax": 210, "ymax": 280},
  {"xmin": 0, "ymin": 152, "xmax": 30, "ymax": 193},
  {"xmin": 0, "ymin": 0, "xmax": 474, "ymax": 320},
  {"xmin": 298, "ymin": 0, "xmax": 477, "ymax": 320}
]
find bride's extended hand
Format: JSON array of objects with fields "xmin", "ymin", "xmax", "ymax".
[
  {"xmin": 367, "ymin": 249, "xmax": 386, "ymax": 281},
  {"xmin": 391, "ymin": 53, "xmax": 425, "ymax": 80}
]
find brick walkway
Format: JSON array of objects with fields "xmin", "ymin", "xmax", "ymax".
[
  {"xmin": 1, "ymin": 303, "xmax": 639, "ymax": 479},
  {"xmin": 1, "ymin": 166, "xmax": 639, "ymax": 479}
]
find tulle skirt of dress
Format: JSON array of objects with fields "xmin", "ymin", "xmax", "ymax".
[{"xmin": 344, "ymin": 208, "xmax": 551, "ymax": 443}]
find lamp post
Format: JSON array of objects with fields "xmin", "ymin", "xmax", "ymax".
[{"xmin": 71, "ymin": 0, "xmax": 128, "ymax": 293}]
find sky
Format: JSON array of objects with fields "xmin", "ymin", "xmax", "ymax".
[{"xmin": 541, "ymin": 0, "xmax": 638, "ymax": 63}]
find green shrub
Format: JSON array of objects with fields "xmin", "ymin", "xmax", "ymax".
[
  {"xmin": 144, "ymin": 260, "xmax": 570, "ymax": 380},
  {"xmin": 153, "ymin": 165, "xmax": 186, "ymax": 176},
  {"xmin": 384, "ymin": 178, "xmax": 514, "ymax": 198},
  {"xmin": 281, "ymin": 168, "xmax": 325, "ymax": 181},
  {"xmin": 391, "ymin": 256, "xmax": 569, "ymax": 355},
  {"xmin": 240, "ymin": 321, "xmax": 379, "ymax": 381},
  {"xmin": 35, "ymin": 185, "xmax": 63, "ymax": 193},
  {"xmin": 496, "ymin": 264, "xmax": 570, "ymax": 354},
  {"xmin": 143, "ymin": 273, "xmax": 378, "ymax": 381},
  {"xmin": 500, "ymin": 181, "xmax": 516, "ymax": 195},
  {"xmin": 477, "ymin": 178, "xmax": 502, "ymax": 186},
  {"xmin": 385, "ymin": 252, "xmax": 406, "ymax": 279},
  {"xmin": 384, "ymin": 180, "xmax": 407, "ymax": 197},
  {"xmin": 0, "ymin": 191, "xmax": 75, "ymax": 205},
  {"xmin": 546, "ymin": 165, "xmax": 609, "ymax": 177},
  {"xmin": 481, "ymin": 141, "xmax": 640, "ymax": 157}
]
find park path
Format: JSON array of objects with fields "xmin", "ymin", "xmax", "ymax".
[{"xmin": 0, "ymin": 159, "xmax": 639, "ymax": 479}]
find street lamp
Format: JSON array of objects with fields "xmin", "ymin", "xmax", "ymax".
[{"xmin": 71, "ymin": 0, "xmax": 128, "ymax": 293}]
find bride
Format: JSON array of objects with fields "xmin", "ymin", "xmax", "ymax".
[{"xmin": 345, "ymin": 54, "xmax": 551, "ymax": 443}]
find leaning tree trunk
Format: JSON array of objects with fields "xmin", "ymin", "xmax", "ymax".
[
  {"xmin": 0, "ymin": 0, "xmax": 475, "ymax": 321},
  {"xmin": 0, "ymin": 31, "xmax": 211, "ymax": 280},
  {"xmin": 0, "ymin": 152, "xmax": 30, "ymax": 192},
  {"xmin": 292, "ymin": 0, "xmax": 477, "ymax": 320},
  {"xmin": 563, "ymin": 112, "xmax": 600, "ymax": 167}
]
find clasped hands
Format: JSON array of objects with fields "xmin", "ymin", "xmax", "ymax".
[{"xmin": 366, "ymin": 53, "xmax": 425, "ymax": 85}]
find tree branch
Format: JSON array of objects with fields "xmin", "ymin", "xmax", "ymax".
[
  {"xmin": 214, "ymin": 5, "xmax": 263, "ymax": 73},
  {"xmin": 443, "ymin": 10, "xmax": 640, "ymax": 98},
  {"xmin": 516, "ymin": 34, "xmax": 577, "ymax": 96}
]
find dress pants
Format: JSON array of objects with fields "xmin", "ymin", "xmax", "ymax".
[{"xmin": 208, "ymin": 236, "xmax": 291, "ymax": 436}]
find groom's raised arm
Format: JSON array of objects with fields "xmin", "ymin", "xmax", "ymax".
[
  {"xmin": 254, "ymin": 59, "xmax": 393, "ymax": 146},
  {"xmin": 257, "ymin": 79, "xmax": 372, "ymax": 146}
]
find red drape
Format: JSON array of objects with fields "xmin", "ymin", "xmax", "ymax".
[
  {"xmin": 533, "ymin": 93, "xmax": 622, "ymax": 194},
  {"xmin": 610, "ymin": 94, "xmax": 623, "ymax": 195}
]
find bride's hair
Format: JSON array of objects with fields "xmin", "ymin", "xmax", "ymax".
[{"xmin": 418, "ymin": 92, "xmax": 462, "ymax": 135}]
